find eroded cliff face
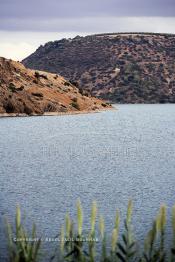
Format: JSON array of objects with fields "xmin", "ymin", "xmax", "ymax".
[
  {"xmin": 23, "ymin": 33, "xmax": 175, "ymax": 103},
  {"xmin": 0, "ymin": 57, "xmax": 110, "ymax": 115}
]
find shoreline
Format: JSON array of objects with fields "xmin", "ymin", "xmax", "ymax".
[{"xmin": 0, "ymin": 107, "xmax": 116, "ymax": 118}]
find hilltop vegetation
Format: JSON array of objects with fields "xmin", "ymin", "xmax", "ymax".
[{"xmin": 23, "ymin": 33, "xmax": 175, "ymax": 103}]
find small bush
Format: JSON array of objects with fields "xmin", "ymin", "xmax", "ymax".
[
  {"xmin": 101, "ymin": 103, "xmax": 107, "ymax": 107},
  {"xmin": 70, "ymin": 100, "xmax": 80, "ymax": 110},
  {"xmin": 8, "ymin": 83, "xmax": 16, "ymax": 92},
  {"xmin": 4, "ymin": 101, "xmax": 14, "ymax": 113},
  {"xmin": 33, "ymin": 79, "xmax": 38, "ymax": 84},
  {"xmin": 64, "ymin": 81, "xmax": 70, "ymax": 87},
  {"xmin": 70, "ymin": 80, "xmax": 79, "ymax": 88},
  {"xmin": 34, "ymin": 71, "xmax": 48, "ymax": 80},
  {"xmin": 18, "ymin": 85, "xmax": 24, "ymax": 91},
  {"xmin": 34, "ymin": 71, "xmax": 40, "ymax": 79},
  {"xmin": 72, "ymin": 97, "xmax": 77, "ymax": 103},
  {"xmin": 31, "ymin": 92, "xmax": 43, "ymax": 98},
  {"xmin": 41, "ymin": 74, "xmax": 48, "ymax": 80}
]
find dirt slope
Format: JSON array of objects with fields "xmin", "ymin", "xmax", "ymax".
[{"xmin": 0, "ymin": 57, "xmax": 111, "ymax": 116}]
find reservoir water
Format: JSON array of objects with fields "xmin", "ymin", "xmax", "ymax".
[{"xmin": 0, "ymin": 104, "xmax": 175, "ymax": 259}]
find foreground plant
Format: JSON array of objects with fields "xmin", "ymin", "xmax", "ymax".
[
  {"xmin": 4, "ymin": 201, "xmax": 175, "ymax": 262},
  {"xmin": 171, "ymin": 205, "xmax": 175, "ymax": 262},
  {"xmin": 6, "ymin": 206, "xmax": 41, "ymax": 262},
  {"xmin": 116, "ymin": 200, "xmax": 136, "ymax": 262}
]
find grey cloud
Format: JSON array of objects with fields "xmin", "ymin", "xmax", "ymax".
[
  {"xmin": 0, "ymin": 0, "xmax": 174, "ymax": 32},
  {"xmin": 0, "ymin": 0, "xmax": 175, "ymax": 19},
  {"xmin": 0, "ymin": 17, "xmax": 175, "ymax": 33},
  {"xmin": 0, "ymin": 16, "xmax": 175, "ymax": 61}
]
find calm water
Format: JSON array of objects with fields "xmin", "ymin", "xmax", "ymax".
[{"xmin": 0, "ymin": 104, "xmax": 175, "ymax": 259}]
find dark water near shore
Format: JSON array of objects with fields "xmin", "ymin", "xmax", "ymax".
[{"xmin": 0, "ymin": 104, "xmax": 175, "ymax": 259}]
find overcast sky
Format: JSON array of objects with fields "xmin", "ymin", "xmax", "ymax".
[{"xmin": 0, "ymin": 0, "xmax": 175, "ymax": 60}]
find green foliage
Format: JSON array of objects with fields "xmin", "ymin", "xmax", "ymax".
[
  {"xmin": 4, "ymin": 201, "xmax": 175, "ymax": 261},
  {"xmin": 8, "ymin": 83, "xmax": 16, "ymax": 92},
  {"xmin": 101, "ymin": 103, "xmax": 107, "ymax": 107},
  {"xmin": 34, "ymin": 71, "xmax": 48, "ymax": 80},
  {"xmin": 116, "ymin": 200, "xmax": 136, "ymax": 262},
  {"xmin": 143, "ymin": 205, "xmax": 167, "ymax": 262},
  {"xmin": 77, "ymin": 199, "xmax": 83, "ymax": 236},
  {"xmin": 171, "ymin": 205, "xmax": 175, "ymax": 261},
  {"xmin": 70, "ymin": 100, "xmax": 80, "ymax": 110},
  {"xmin": 64, "ymin": 81, "xmax": 70, "ymax": 87},
  {"xmin": 34, "ymin": 71, "xmax": 40, "ymax": 79},
  {"xmin": 5, "ymin": 205, "xmax": 41, "ymax": 262},
  {"xmin": 72, "ymin": 97, "xmax": 78, "ymax": 103}
]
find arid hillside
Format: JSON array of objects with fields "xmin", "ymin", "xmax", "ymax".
[
  {"xmin": 23, "ymin": 33, "xmax": 175, "ymax": 103},
  {"xmin": 0, "ymin": 57, "xmax": 110, "ymax": 116}
]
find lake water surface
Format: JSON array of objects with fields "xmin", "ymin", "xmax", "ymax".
[{"xmin": 0, "ymin": 104, "xmax": 175, "ymax": 259}]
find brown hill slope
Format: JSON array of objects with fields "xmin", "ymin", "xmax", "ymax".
[
  {"xmin": 23, "ymin": 33, "xmax": 175, "ymax": 103},
  {"xmin": 0, "ymin": 57, "xmax": 110, "ymax": 116}
]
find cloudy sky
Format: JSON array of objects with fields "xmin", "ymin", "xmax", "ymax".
[{"xmin": 0, "ymin": 0, "xmax": 175, "ymax": 60}]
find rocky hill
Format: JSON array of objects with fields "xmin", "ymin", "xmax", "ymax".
[
  {"xmin": 0, "ymin": 57, "xmax": 110, "ymax": 116},
  {"xmin": 23, "ymin": 33, "xmax": 175, "ymax": 103}
]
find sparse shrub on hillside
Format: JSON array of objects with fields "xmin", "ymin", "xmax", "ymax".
[
  {"xmin": 78, "ymin": 88, "xmax": 84, "ymax": 95},
  {"xmin": 4, "ymin": 101, "xmax": 14, "ymax": 113},
  {"xmin": 33, "ymin": 79, "xmax": 38, "ymax": 84},
  {"xmin": 44, "ymin": 102, "xmax": 57, "ymax": 112},
  {"xmin": 41, "ymin": 74, "xmax": 48, "ymax": 80},
  {"xmin": 31, "ymin": 92, "xmax": 43, "ymax": 98},
  {"xmin": 34, "ymin": 71, "xmax": 40, "ymax": 79},
  {"xmin": 125, "ymin": 63, "xmax": 141, "ymax": 74},
  {"xmin": 23, "ymin": 104, "xmax": 33, "ymax": 115},
  {"xmin": 34, "ymin": 71, "xmax": 48, "ymax": 80},
  {"xmin": 64, "ymin": 81, "xmax": 70, "ymax": 87},
  {"xmin": 72, "ymin": 97, "xmax": 78, "ymax": 103},
  {"xmin": 8, "ymin": 83, "xmax": 16, "ymax": 92},
  {"xmin": 70, "ymin": 80, "xmax": 79, "ymax": 88},
  {"xmin": 70, "ymin": 100, "xmax": 80, "ymax": 110},
  {"xmin": 18, "ymin": 85, "xmax": 24, "ymax": 91},
  {"xmin": 101, "ymin": 103, "xmax": 107, "ymax": 107}
]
